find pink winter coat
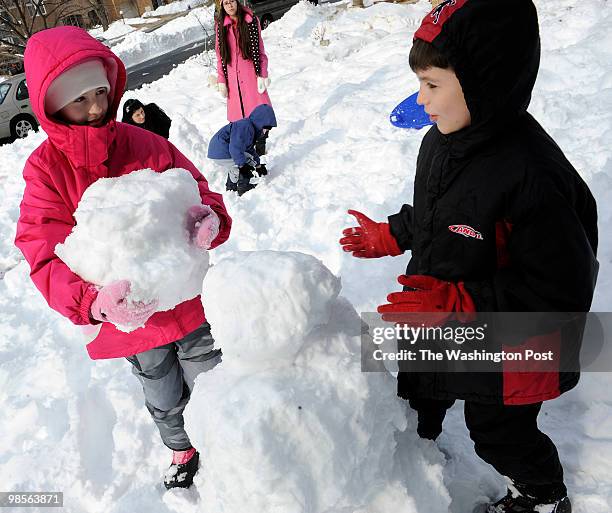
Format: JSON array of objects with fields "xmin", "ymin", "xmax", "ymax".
[
  {"xmin": 15, "ymin": 26, "xmax": 232, "ymax": 360},
  {"xmin": 216, "ymin": 10, "xmax": 272, "ymax": 122}
]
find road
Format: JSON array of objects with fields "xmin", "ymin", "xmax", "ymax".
[{"xmin": 126, "ymin": 35, "xmax": 214, "ymax": 90}]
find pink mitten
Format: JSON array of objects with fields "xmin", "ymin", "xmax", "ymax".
[
  {"xmin": 187, "ymin": 205, "xmax": 220, "ymax": 250},
  {"xmin": 90, "ymin": 280, "xmax": 158, "ymax": 328}
]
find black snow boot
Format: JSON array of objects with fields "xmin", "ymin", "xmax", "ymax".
[
  {"xmin": 481, "ymin": 489, "xmax": 571, "ymax": 513},
  {"xmin": 255, "ymin": 132, "xmax": 268, "ymax": 156},
  {"xmin": 164, "ymin": 450, "xmax": 200, "ymax": 489},
  {"xmin": 225, "ymin": 173, "xmax": 238, "ymax": 192},
  {"xmin": 237, "ymin": 164, "xmax": 257, "ymax": 196}
]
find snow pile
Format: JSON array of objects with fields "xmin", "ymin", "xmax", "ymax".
[
  {"xmin": 55, "ymin": 168, "xmax": 209, "ymax": 318},
  {"xmin": 89, "ymin": 21, "xmax": 137, "ymax": 41},
  {"xmin": 202, "ymin": 251, "xmax": 341, "ymax": 365},
  {"xmin": 143, "ymin": 0, "xmax": 210, "ymax": 18},
  {"xmin": 112, "ymin": 6, "xmax": 214, "ymax": 67},
  {"xmin": 191, "ymin": 250, "xmax": 450, "ymax": 513}
]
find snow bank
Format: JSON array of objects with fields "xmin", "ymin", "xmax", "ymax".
[
  {"xmin": 55, "ymin": 169, "xmax": 209, "ymax": 322},
  {"xmin": 190, "ymin": 250, "xmax": 450, "ymax": 513},
  {"xmin": 112, "ymin": 6, "xmax": 214, "ymax": 68},
  {"xmin": 143, "ymin": 0, "xmax": 209, "ymax": 18},
  {"xmin": 89, "ymin": 20, "xmax": 137, "ymax": 41}
]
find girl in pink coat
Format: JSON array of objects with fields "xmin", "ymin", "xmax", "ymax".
[
  {"xmin": 215, "ymin": 0, "xmax": 272, "ymax": 124},
  {"xmin": 15, "ymin": 26, "xmax": 232, "ymax": 490}
]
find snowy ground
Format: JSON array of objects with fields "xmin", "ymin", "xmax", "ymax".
[{"xmin": 0, "ymin": 0, "xmax": 611, "ymax": 512}]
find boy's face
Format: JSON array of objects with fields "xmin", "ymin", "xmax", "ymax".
[
  {"xmin": 56, "ymin": 87, "xmax": 109, "ymax": 127},
  {"xmin": 415, "ymin": 67, "xmax": 471, "ymax": 134}
]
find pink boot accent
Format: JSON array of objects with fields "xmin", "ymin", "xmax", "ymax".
[{"xmin": 172, "ymin": 447, "xmax": 197, "ymax": 465}]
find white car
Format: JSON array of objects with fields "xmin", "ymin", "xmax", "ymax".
[{"xmin": 0, "ymin": 73, "xmax": 38, "ymax": 140}]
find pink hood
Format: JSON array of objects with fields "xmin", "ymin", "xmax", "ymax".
[
  {"xmin": 18, "ymin": 27, "xmax": 232, "ymax": 360},
  {"xmin": 24, "ymin": 26, "xmax": 125, "ymax": 166}
]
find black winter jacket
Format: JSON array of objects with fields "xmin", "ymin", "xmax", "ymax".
[
  {"xmin": 388, "ymin": 0, "xmax": 598, "ymax": 405},
  {"xmin": 122, "ymin": 102, "xmax": 172, "ymax": 140}
]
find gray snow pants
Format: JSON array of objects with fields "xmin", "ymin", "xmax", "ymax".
[{"xmin": 126, "ymin": 322, "xmax": 221, "ymax": 450}]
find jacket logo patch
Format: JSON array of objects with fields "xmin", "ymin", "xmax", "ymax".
[
  {"xmin": 449, "ymin": 224, "xmax": 483, "ymax": 240},
  {"xmin": 431, "ymin": 0, "xmax": 457, "ymax": 24}
]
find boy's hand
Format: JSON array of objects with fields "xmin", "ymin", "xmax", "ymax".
[
  {"xmin": 377, "ymin": 275, "xmax": 476, "ymax": 326},
  {"xmin": 339, "ymin": 209, "xmax": 403, "ymax": 258},
  {"xmin": 218, "ymin": 83, "xmax": 228, "ymax": 98},
  {"xmin": 90, "ymin": 280, "xmax": 158, "ymax": 328},
  {"xmin": 187, "ymin": 205, "xmax": 220, "ymax": 250}
]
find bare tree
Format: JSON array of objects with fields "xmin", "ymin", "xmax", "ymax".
[
  {"xmin": 193, "ymin": 9, "xmax": 215, "ymax": 68},
  {"xmin": 0, "ymin": 0, "xmax": 90, "ymax": 52},
  {"xmin": 83, "ymin": 0, "xmax": 110, "ymax": 31}
]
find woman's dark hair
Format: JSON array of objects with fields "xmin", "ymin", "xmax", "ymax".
[
  {"xmin": 216, "ymin": 1, "xmax": 254, "ymax": 66},
  {"xmin": 122, "ymin": 98, "xmax": 145, "ymax": 124},
  {"xmin": 409, "ymin": 38, "xmax": 451, "ymax": 72}
]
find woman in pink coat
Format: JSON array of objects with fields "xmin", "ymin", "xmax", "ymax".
[
  {"xmin": 215, "ymin": 0, "xmax": 272, "ymax": 124},
  {"xmin": 16, "ymin": 26, "xmax": 231, "ymax": 490}
]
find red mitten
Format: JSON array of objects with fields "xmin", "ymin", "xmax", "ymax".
[
  {"xmin": 377, "ymin": 275, "xmax": 476, "ymax": 326},
  {"xmin": 339, "ymin": 209, "xmax": 403, "ymax": 258}
]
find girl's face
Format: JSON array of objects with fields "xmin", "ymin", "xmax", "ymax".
[
  {"xmin": 223, "ymin": 0, "xmax": 238, "ymax": 17},
  {"xmin": 131, "ymin": 107, "xmax": 145, "ymax": 124},
  {"xmin": 57, "ymin": 87, "xmax": 109, "ymax": 127}
]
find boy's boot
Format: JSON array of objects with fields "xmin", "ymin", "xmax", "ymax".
[
  {"xmin": 479, "ymin": 482, "xmax": 571, "ymax": 513},
  {"xmin": 237, "ymin": 164, "xmax": 257, "ymax": 196},
  {"xmin": 164, "ymin": 447, "xmax": 199, "ymax": 489},
  {"xmin": 483, "ymin": 491, "xmax": 571, "ymax": 513},
  {"xmin": 226, "ymin": 170, "xmax": 238, "ymax": 192}
]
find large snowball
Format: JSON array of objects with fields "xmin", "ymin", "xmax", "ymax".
[
  {"xmin": 202, "ymin": 250, "xmax": 342, "ymax": 366},
  {"xmin": 55, "ymin": 168, "xmax": 209, "ymax": 316},
  {"xmin": 188, "ymin": 251, "xmax": 451, "ymax": 513}
]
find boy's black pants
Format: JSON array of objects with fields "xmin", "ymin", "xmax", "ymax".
[{"xmin": 409, "ymin": 398, "xmax": 567, "ymax": 501}]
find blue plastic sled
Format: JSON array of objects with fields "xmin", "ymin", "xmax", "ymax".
[{"xmin": 390, "ymin": 92, "xmax": 434, "ymax": 130}]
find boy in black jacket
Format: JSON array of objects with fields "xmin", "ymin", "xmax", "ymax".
[{"xmin": 340, "ymin": 1, "xmax": 598, "ymax": 512}]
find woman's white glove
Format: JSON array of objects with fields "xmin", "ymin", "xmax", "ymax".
[
  {"xmin": 218, "ymin": 82, "xmax": 228, "ymax": 98},
  {"xmin": 257, "ymin": 77, "xmax": 271, "ymax": 94}
]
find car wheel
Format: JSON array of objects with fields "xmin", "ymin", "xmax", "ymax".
[
  {"xmin": 261, "ymin": 15, "xmax": 273, "ymax": 29},
  {"xmin": 10, "ymin": 115, "xmax": 38, "ymax": 139}
]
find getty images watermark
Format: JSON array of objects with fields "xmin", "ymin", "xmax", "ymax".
[{"xmin": 360, "ymin": 312, "xmax": 612, "ymax": 373}]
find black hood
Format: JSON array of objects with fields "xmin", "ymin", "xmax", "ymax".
[{"xmin": 415, "ymin": 0, "xmax": 540, "ymax": 156}]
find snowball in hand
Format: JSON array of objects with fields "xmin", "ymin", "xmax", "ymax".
[{"xmin": 55, "ymin": 168, "xmax": 209, "ymax": 318}]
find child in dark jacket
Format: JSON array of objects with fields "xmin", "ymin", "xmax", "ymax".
[
  {"xmin": 122, "ymin": 98, "xmax": 172, "ymax": 139},
  {"xmin": 340, "ymin": 2, "xmax": 598, "ymax": 512},
  {"xmin": 207, "ymin": 103, "xmax": 277, "ymax": 196}
]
